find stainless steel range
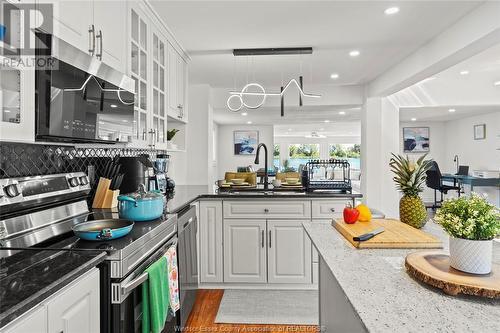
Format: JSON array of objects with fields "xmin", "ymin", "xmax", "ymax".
[{"xmin": 0, "ymin": 172, "xmax": 179, "ymax": 333}]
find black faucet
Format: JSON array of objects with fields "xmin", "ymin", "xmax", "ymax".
[
  {"xmin": 453, "ymin": 155, "xmax": 459, "ymax": 174},
  {"xmin": 254, "ymin": 143, "xmax": 269, "ymax": 190}
]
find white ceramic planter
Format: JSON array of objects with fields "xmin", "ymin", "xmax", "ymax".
[{"xmin": 449, "ymin": 237, "xmax": 493, "ymax": 274}]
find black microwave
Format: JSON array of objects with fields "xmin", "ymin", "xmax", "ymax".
[{"xmin": 35, "ymin": 33, "xmax": 135, "ymax": 143}]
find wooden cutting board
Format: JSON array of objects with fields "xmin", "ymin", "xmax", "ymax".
[
  {"xmin": 333, "ymin": 218, "xmax": 443, "ymax": 249},
  {"xmin": 405, "ymin": 251, "xmax": 500, "ymax": 298}
]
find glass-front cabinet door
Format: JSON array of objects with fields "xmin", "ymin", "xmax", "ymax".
[
  {"xmin": 151, "ymin": 30, "xmax": 167, "ymax": 148},
  {"xmin": 129, "ymin": 5, "xmax": 149, "ymax": 146},
  {"xmin": 0, "ymin": 0, "xmax": 35, "ymax": 142}
]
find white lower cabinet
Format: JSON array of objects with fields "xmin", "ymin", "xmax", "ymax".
[
  {"xmin": 0, "ymin": 268, "xmax": 100, "ymax": 333},
  {"xmin": 223, "ymin": 219, "xmax": 267, "ymax": 283},
  {"xmin": 199, "ymin": 199, "xmax": 350, "ymax": 287},
  {"xmin": 1, "ymin": 305, "xmax": 47, "ymax": 333},
  {"xmin": 199, "ymin": 201, "xmax": 223, "ymax": 283},
  {"xmin": 267, "ymin": 220, "xmax": 312, "ymax": 284},
  {"xmin": 47, "ymin": 268, "xmax": 100, "ymax": 333}
]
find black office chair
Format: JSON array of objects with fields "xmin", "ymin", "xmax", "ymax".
[{"xmin": 426, "ymin": 161, "xmax": 461, "ymax": 209}]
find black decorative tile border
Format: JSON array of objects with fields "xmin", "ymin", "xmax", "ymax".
[{"xmin": 0, "ymin": 142, "xmax": 166, "ymax": 179}]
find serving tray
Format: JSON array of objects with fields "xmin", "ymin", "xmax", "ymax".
[{"xmin": 405, "ymin": 250, "xmax": 500, "ymax": 298}]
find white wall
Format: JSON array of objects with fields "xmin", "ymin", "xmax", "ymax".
[
  {"xmin": 399, "ymin": 111, "xmax": 500, "ymax": 206},
  {"xmin": 217, "ymin": 124, "xmax": 274, "ymax": 179}
]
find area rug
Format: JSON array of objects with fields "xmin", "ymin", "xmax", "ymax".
[{"xmin": 214, "ymin": 289, "xmax": 319, "ymax": 325}]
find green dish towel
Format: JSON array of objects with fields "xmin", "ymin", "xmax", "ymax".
[{"xmin": 142, "ymin": 256, "xmax": 170, "ymax": 333}]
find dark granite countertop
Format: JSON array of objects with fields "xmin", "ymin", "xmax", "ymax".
[
  {"xmin": 165, "ymin": 185, "xmax": 362, "ymax": 213},
  {"xmin": 0, "ymin": 248, "xmax": 106, "ymax": 328}
]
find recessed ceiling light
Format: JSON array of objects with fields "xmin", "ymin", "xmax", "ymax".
[
  {"xmin": 287, "ymin": 128, "xmax": 292, "ymax": 131},
  {"xmin": 459, "ymin": 70, "xmax": 469, "ymax": 75},
  {"xmin": 319, "ymin": 128, "xmax": 324, "ymax": 131},
  {"xmin": 494, "ymin": 80, "xmax": 500, "ymax": 86},
  {"xmin": 330, "ymin": 73, "xmax": 339, "ymax": 79},
  {"xmin": 241, "ymin": 112, "xmax": 248, "ymax": 116},
  {"xmin": 339, "ymin": 111, "xmax": 346, "ymax": 115},
  {"xmin": 122, "ymin": 119, "xmax": 128, "ymax": 122},
  {"xmin": 448, "ymin": 108, "xmax": 456, "ymax": 113},
  {"xmin": 324, "ymin": 120, "xmax": 330, "ymax": 123},
  {"xmin": 110, "ymin": 104, "xmax": 117, "ymax": 108},
  {"xmin": 247, "ymin": 121, "xmax": 252, "ymax": 124},
  {"xmin": 411, "ymin": 118, "xmax": 417, "ymax": 121},
  {"xmin": 349, "ymin": 50, "xmax": 360, "ymax": 57},
  {"xmin": 384, "ymin": 7, "xmax": 400, "ymax": 15}
]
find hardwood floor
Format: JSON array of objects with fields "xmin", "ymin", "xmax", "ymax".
[{"xmin": 182, "ymin": 289, "xmax": 320, "ymax": 333}]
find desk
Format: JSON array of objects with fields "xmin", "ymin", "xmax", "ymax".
[
  {"xmin": 442, "ymin": 174, "xmax": 500, "ymax": 206},
  {"xmin": 442, "ymin": 174, "xmax": 500, "ymax": 191}
]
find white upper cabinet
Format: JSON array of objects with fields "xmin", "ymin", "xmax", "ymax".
[
  {"xmin": 93, "ymin": 0, "xmax": 127, "ymax": 72},
  {"xmin": 168, "ymin": 43, "xmax": 188, "ymax": 122},
  {"xmin": 40, "ymin": 0, "xmax": 92, "ymax": 54},
  {"xmin": 40, "ymin": 0, "xmax": 126, "ymax": 72}
]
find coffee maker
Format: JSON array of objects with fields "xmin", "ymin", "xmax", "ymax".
[{"xmin": 149, "ymin": 154, "xmax": 175, "ymax": 194}]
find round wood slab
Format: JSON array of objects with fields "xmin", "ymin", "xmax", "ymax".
[{"xmin": 405, "ymin": 251, "xmax": 500, "ymax": 298}]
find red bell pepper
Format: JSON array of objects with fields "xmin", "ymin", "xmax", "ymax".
[{"xmin": 343, "ymin": 203, "xmax": 359, "ymax": 224}]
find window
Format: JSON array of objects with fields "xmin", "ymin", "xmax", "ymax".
[
  {"xmin": 273, "ymin": 144, "xmax": 280, "ymax": 169},
  {"xmin": 329, "ymin": 144, "xmax": 361, "ymax": 169},
  {"xmin": 286, "ymin": 144, "xmax": 320, "ymax": 171}
]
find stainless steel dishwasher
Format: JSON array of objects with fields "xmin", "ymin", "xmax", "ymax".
[{"xmin": 177, "ymin": 205, "xmax": 198, "ymax": 328}]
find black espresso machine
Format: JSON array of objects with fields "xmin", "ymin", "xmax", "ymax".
[{"xmin": 118, "ymin": 155, "xmax": 175, "ymax": 195}]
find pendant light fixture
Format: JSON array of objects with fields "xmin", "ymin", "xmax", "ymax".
[{"xmin": 227, "ymin": 47, "xmax": 321, "ymax": 115}]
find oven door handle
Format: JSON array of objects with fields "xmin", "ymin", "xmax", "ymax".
[
  {"xmin": 112, "ymin": 238, "xmax": 178, "ymax": 304},
  {"xmin": 121, "ymin": 271, "xmax": 148, "ymax": 295}
]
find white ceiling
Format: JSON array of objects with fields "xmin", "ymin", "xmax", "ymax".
[
  {"xmin": 152, "ymin": 1, "xmax": 482, "ymax": 88},
  {"xmin": 399, "ymin": 105, "xmax": 499, "ymax": 122},
  {"xmin": 395, "ymin": 42, "xmax": 500, "ymax": 122}
]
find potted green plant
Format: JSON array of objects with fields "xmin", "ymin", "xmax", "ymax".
[
  {"xmin": 435, "ymin": 193, "xmax": 499, "ymax": 274},
  {"xmin": 389, "ymin": 153, "xmax": 432, "ymax": 228},
  {"xmin": 167, "ymin": 129, "xmax": 179, "ymax": 141}
]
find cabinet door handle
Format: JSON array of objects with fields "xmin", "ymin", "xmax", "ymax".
[
  {"xmin": 96, "ymin": 30, "xmax": 103, "ymax": 60},
  {"xmin": 330, "ymin": 208, "xmax": 336, "ymax": 212},
  {"xmin": 264, "ymin": 208, "xmax": 269, "ymax": 213},
  {"xmin": 261, "ymin": 230, "xmax": 264, "ymax": 248},
  {"xmin": 88, "ymin": 24, "xmax": 95, "ymax": 56},
  {"xmin": 268, "ymin": 230, "xmax": 272, "ymax": 248}
]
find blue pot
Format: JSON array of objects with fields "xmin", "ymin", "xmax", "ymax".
[
  {"xmin": 73, "ymin": 219, "xmax": 134, "ymax": 241},
  {"xmin": 117, "ymin": 191, "xmax": 165, "ymax": 222}
]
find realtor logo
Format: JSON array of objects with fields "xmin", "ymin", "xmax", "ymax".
[{"xmin": 1, "ymin": 2, "xmax": 53, "ymax": 69}]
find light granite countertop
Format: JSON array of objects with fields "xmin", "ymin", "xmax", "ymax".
[{"xmin": 303, "ymin": 221, "xmax": 500, "ymax": 333}]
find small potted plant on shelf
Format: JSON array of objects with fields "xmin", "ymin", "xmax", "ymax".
[
  {"xmin": 435, "ymin": 193, "xmax": 499, "ymax": 274},
  {"xmin": 389, "ymin": 153, "xmax": 432, "ymax": 228},
  {"xmin": 167, "ymin": 129, "xmax": 179, "ymax": 150}
]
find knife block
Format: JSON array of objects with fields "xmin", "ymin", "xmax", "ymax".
[
  {"xmin": 101, "ymin": 189, "xmax": 120, "ymax": 209},
  {"xmin": 92, "ymin": 177, "xmax": 111, "ymax": 208}
]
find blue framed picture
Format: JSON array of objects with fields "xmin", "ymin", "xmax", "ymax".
[
  {"xmin": 234, "ymin": 130, "xmax": 259, "ymax": 155},
  {"xmin": 403, "ymin": 127, "xmax": 430, "ymax": 153}
]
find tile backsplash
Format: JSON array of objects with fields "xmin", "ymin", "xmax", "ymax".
[{"xmin": 0, "ymin": 141, "xmax": 166, "ymax": 179}]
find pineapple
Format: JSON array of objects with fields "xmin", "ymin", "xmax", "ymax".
[{"xmin": 389, "ymin": 154, "xmax": 432, "ymax": 228}]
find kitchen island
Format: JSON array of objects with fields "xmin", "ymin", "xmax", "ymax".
[{"xmin": 303, "ymin": 221, "xmax": 500, "ymax": 333}]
